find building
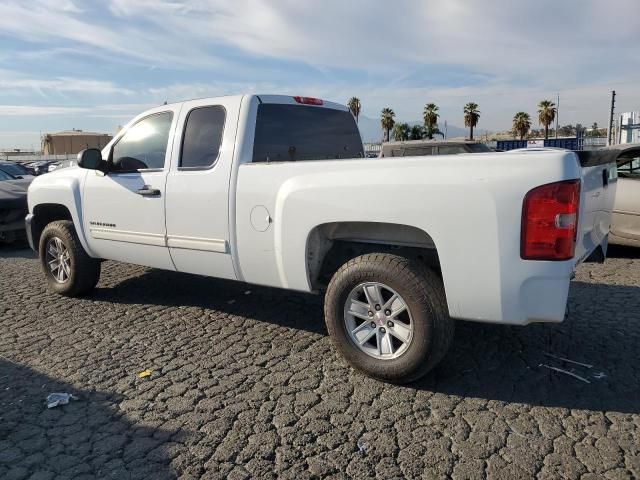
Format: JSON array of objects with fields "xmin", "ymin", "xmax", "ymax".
[
  {"xmin": 617, "ymin": 112, "xmax": 640, "ymax": 145},
  {"xmin": 41, "ymin": 129, "xmax": 113, "ymax": 155}
]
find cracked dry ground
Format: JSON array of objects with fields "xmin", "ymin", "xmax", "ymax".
[{"xmin": 0, "ymin": 246, "xmax": 638, "ymax": 480}]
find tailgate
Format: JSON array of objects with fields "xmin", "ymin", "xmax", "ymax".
[{"xmin": 574, "ymin": 144, "xmax": 640, "ymax": 264}]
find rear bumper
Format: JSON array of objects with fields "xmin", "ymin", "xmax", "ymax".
[{"xmin": 25, "ymin": 213, "xmax": 36, "ymax": 251}]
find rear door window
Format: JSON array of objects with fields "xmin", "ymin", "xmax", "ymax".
[
  {"xmin": 252, "ymin": 104, "xmax": 363, "ymax": 162},
  {"xmin": 180, "ymin": 106, "xmax": 226, "ymax": 169}
]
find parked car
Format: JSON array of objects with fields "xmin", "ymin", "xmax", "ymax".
[
  {"xmin": 25, "ymin": 161, "xmax": 58, "ymax": 176},
  {"xmin": 47, "ymin": 159, "xmax": 76, "ymax": 173},
  {"xmin": 0, "ymin": 169, "xmax": 31, "ymax": 243},
  {"xmin": 26, "ymin": 94, "xmax": 621, "ymax": 382},
  {"xmin": 0, "ymin": 161, "xmax": 35, "ymax": 180},
  {"xmin": 380, "ymin": 139, "xmax": 493, "ymax": 157},
  {"xmin": 610, "ymin": 154, "xmax": 640, "ymax": 247}
]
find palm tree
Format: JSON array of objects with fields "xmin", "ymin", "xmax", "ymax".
[
  {"xmin": 347, "ymin": 97, "xmax": 361, "ymax": 124},
  {"xmin": 463, "ymin": 102, "xmax": 480, "ymax": 140},
  {"xmin": 392, "ymin": 122, "xmax": 411, "ymax": 141},
  {"xmin": 423, "ymin": 103, "xmax": 439, "ymax": 139},
  {"xmin": 380, "ymin": 108, "xmax": 395, "ymax": 142},
  {"xmin": 537, "ymin": 100, "xmax": 557, "ymax": 140},
  {"xmin": 513, "ymin": 112, "xmax": 532, "ymax": 140},
  {"xmin": 409, "ymin": 125, "xmax": 425, "ymax": 140}
]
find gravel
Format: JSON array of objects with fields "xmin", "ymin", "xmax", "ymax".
[{"xmin": 1, "ymin": 245, "xmax": 638, "ymax": 479}]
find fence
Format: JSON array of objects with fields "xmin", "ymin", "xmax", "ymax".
[{"xmin": 1, "ymin": 153, "xmax": 77, "ymax": 162}]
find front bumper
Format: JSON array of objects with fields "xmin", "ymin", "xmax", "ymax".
[{"xmin": 25, "ymin": 213, "xmax": 36, "ymax": 251}]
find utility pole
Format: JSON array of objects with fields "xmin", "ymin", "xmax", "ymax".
[
  {"xmin": 608, "ymin": 90, "xmax": 616, "ymax": 146},
  {"xmin": 555, "ymin": 92, "xmax": 559, "ymax": 139}
]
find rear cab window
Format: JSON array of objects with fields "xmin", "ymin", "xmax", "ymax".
[
  {"xmin": 180, "ymin": 106, "xmax": 226, "ymax": 169},
  {"xmin": 252, "ymin": 104, "xmax": 364, "ymax": 162}
]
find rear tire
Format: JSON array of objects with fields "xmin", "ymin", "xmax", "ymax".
[
  {"xmin": 324, "ymin": 253, "xmax": 454, "ymax": 383},
  {"xmin": 39, "ymin": 220, "xmax": 101, "ymax": 296}
]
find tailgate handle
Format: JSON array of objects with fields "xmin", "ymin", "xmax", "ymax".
[{"xmin": 602, "ymin": 169, "xmax": 609, "ymax": 188}]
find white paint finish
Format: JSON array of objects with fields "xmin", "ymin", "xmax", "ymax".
[
  {"xmin": 166, "ymin": 248, "xmax": 237, "ymax": 279},
  {"xmin": 28, "ymin": 94, "xmax": 618, "ymax": 327},
  {"xmin": 166, "ymin": 235, "xmax": 228, "ymax": 252},
  {"xmin": 82, "ymin": 102, "xmax": 182, "ymax": 269},
  {"xmin": 574, "ymin": 163, "xmax": 617, "ymax": 262},
  {"xmin": 90, "ymin": 227, "xmax": 166, "ymax": 246},
  {"xmin": 250, "ymin": 205, "xmax": 271, "ymax": 232},
  {"xmin": 164, "ymin": 96, "xmax": 242, "ymax": 280},
  {"xmin": 235, "ymin": 149, "xmax": 615, "ymax": 325},
  {"xmin": 27, "ymin": 167, "xmax": 95, "ymax": 256},
  {"xmin": 611, "ymin": 176, "xmax": 640, "ymax": 243}
]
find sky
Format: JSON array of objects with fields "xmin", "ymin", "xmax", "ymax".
[{"xmin": 1, "ymin": 0, "xmax": 639, "ymax": 148}]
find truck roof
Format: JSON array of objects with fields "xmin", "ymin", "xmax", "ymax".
[{"xmin": 156, "ymin": 94, "xmax": 349, "ymax": 112}]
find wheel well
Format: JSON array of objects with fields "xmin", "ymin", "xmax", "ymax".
[
  {"xmin": 32, "ymin": 204, "xmax": 73, "ymax": 249},
  {"xmin": 306, "ymin": 222, "xmax": 440, "ymax": 290}
]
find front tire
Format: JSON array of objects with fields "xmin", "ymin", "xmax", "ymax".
[
  {"xmin": 39, "ymin": 220, "xmax": 101, "ymax": 296},
  {"xmin": 324, "ymin": 253, "xmax": 454, "ymax": 383}
]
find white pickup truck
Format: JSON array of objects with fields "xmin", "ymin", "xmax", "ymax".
[{"xmin": 26, "ymin": 94, "xmax": 626, "ymax": 382}]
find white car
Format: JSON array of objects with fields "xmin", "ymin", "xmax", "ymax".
[
  {"xmin": 26, "ymin": 94, "xmax": 623, "ymax": 382},
  {"xmin": 610, "ymin": 156, "xmax": 640, "ymax": 247}
]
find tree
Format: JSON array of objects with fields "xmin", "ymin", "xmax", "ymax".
[
  {"xmin": 347, "ymin": 97, "xmax": 361, "ymax": 124},
  {"xmin": 463, "ymin": 102, "xmax": 480, "ymax": 140},
  {"xmin": 423, "ymin": 103, "xmax": 440, "ymax": 139},
  {"xmin": 558, "ymin": 124, "xmax": 576, "ymax": 137},
  {"xmin": 380, "ymin": 108, "xmax": 395, "ymax": 142},
  {"xmin": 537, "ymin": 100, "xmax": 557, "ymax": 140},
  {"xmin": 513, "ymin": 112, "xmax": 531, "ymax": 140},
  {"xmin": 409, "ymin": 125, "xmax": 426, "ymax": 140},
  {"xmin": 392, "ymin": 122, "xmax": 411, "ymax": 141}
]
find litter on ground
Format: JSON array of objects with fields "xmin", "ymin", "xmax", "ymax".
[
  {"xmin": 46, "ymin": 393, "xmax": 77, "ymax": 409},
  {"xmin": 539, "ymin": 363, "xmax": 591, "ymax": 383},
  {"xmin": 542, "ymin": 352, "xmax": 593, "ymax": 368}
]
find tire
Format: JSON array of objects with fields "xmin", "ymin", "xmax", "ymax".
[
  {"xmin": 324, "ymin": 253, "xmax": 454, "ymax": 383},
  {"xmin": 39, "ymin": 220, "xmax": 101, "ymax": 296}
]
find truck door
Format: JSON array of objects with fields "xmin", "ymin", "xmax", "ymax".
[
  {"xmin": 82, "ymin": 106, "xmax": 181, "ymax": 270},
  {"xmin": 164, "ymin": 97, "xmax": 241, "ymax": 279}
]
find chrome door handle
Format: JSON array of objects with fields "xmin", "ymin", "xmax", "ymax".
[{"xmin": 137, "ymin": 185, "xmax": 161, "ymax": 196}]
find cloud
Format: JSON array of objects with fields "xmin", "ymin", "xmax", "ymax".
[
  {"xmin": 0, "ymin": 106, "xmax": 88, "ymax": 116},
  {"xmin": 0, "ymin": 0, "xmax": 639, "ymax": 144},
  {"xmin": 0, "ymin": 72, "xmax": 134, "ymax": 97}
]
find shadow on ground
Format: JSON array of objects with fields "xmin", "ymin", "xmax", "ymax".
[
  {"xmin": 90, "ymin": 265, "xmax": 640, "ymax": 415},
  {"xmin": 0, "ymin": 359, "xmax": 180, "ymax": 479},
  {"xmin": 608, "ymin": 244, "xmax": 640, "ymax": 259},
  {"xmin": 0, "ymin": 243, "xmax": 35, "ymax": 259}
]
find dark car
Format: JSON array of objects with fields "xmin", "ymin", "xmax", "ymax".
[
  {"xmin": 0, "ymin": 161, "xmax": 35, "ymax": 179},
  {"xmin": 24, "ymin": 160, "xmax": 58, "ymax": 176},
  {"xmin": 0, "ymin": 169, "xmax": 32, "ymax": 244},
  {"xmin": 380, "ymin": 140, "xmax": 493, "ymax": 158}
]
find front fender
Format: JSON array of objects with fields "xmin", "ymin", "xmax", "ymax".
[{"xmin": 27, "ymin": 169, "xmax": 95, "ymax": 257}]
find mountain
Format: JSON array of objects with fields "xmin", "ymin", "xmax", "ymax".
[{"xmin": 355, "ymin": 114, "xmax": 484, "ymax": 142}]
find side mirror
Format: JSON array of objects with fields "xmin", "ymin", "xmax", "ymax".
[{"xmin": 77, "ymin": 148, "xmax": 108, "ymax": 173}]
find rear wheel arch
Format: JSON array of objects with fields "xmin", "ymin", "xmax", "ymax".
[{"xmin": 305, "ymin": 221, "xmax": 441, "ymax": 290}]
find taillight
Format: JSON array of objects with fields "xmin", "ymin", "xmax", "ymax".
[
  {"xmin": 293, "ymin": 96, "xmax": 323, "ymax": 105},
  {"xmin": 521, "ymin": 180, "xmax": 580, "ymax": 261}
]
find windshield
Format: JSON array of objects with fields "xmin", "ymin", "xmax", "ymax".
[
  {"xmin": 252, "ymin": 104, "xmax": 364, "ymax": 162},
  {"xmin": 0, "ymin": 163, "xmax": 27, "ymax": 176},
  {"xmin": 0, "ymin": 169, "xmax": 14, "ymax": 181}
]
